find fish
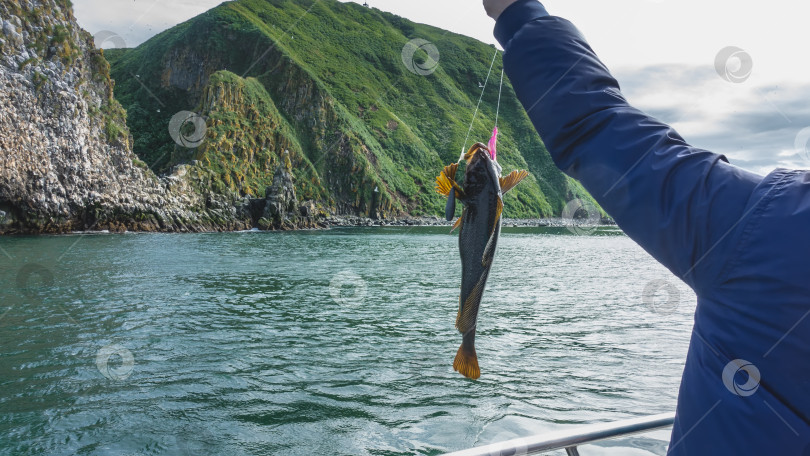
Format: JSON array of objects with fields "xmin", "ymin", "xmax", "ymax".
[{"xmin": 435, "ymin": 141, "xmax": 529, "ymax": 379}]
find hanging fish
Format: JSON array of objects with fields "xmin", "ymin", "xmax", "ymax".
[{"xmin": 435, "ymin": 141, "xmax": 529, "ymax": 379}]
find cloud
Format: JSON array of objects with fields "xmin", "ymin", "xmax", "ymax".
[
  {"xmin": 614, "ymin": 64, "xmax": 810, "ymax": 176},
  {"xmin": 74, "ymin": 0, "xmax": 226, "ymax": 48}
]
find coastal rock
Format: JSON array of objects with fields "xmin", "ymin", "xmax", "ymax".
[
  {"xmin": 2, "ymin": 19, "xmax": 21, "ymax": 45},
  {"xmin": 0, "ymin": 0, "xmax": 255, "ymax": 234},
  {"xmin": 257, "ymin": 151, "xmax": 323, "ymax": 230},
  {"xmin": 265, "ymin": 151, "xmax": 299, "ymax": 213},
  {"xmin": 299, "ymin": 201, "xmax": 315, "ymax": 217}
]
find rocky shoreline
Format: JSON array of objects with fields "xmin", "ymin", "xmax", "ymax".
[
  {"xmin": 49, "ymin": 215, "xmax": 617, "ymax": 234},
  {"xmin": 324, "ymin": 215, "xmax": 616, "ymax": 228}
]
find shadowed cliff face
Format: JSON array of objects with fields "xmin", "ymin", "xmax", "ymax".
[{"xmin": 0, "ymin": 0, "xmax": 315, "ymax": 233}]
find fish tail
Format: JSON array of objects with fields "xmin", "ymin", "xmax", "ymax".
[{"xmin": 453, "ymin": 330, "xmax": 480, "ymax": 379}]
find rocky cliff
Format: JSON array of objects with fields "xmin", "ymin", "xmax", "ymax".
[
  {"xmin": 0, "ymin": 0, "xmax": 598, "ymax": 235},
  {"xmin": 0, "ymin": 0, "xmax": 300, "ymax": 233}
]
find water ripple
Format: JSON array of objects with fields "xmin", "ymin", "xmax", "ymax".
[{"xmin": 0, "ymin": 227, "xmax": 694, "ymax": 455}]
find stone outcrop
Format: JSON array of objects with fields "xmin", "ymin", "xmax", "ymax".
[
  {"xmin": 0, "ymin": 0, "xmax": 309, "ymax": 234},
  {"xmin": 255, "ymin": 151, "xmax": 323, "ymax": 230}
]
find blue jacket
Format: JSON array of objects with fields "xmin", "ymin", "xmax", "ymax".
[{"xmin": 494, "ymin": 1, "xmax": 810, "ymax": 453}]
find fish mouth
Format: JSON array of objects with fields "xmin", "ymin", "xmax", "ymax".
[
  {"xmin": 463, "ymin": 143, "xmax": 501, "ymax": 177},
  {"xmin": 463, "ymin": 143, "xmax": 491, "ymax": 165}
]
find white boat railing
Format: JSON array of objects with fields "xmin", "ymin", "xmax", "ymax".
[{"xmin": 442, "ymin": 412, "xmax": 675, "ymax": 456}]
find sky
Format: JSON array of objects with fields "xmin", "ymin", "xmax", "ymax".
[{"xmin": 73, "ymin": 0, "xmax": 810, "ymax": 175}]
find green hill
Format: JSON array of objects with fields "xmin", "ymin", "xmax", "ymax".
[{"xmin": 106, "ymin": 0, "xmax": 593, "ymax": 218}]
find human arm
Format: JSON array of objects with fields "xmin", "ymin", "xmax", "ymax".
[{"xmin": 490, "ymin": 0, "xmax": 763, "ymax": 287}]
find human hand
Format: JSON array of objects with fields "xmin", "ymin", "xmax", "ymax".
[{"xmin": 483, "ymin": 0, "xmax": 520, "ymax": 20}]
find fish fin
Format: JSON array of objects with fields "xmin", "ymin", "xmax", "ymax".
[
  {"xmin": 435, "ymin": 163, "xmax": 465, "ymax": 200},
  {"xmin": 453, "ymin": 331, "xmax": 480, "ymax": 379},
  {"xmin": 492, "ymin": 197, "xmax": 503, "ymax": 235},
  {"xmin": 443, "ymin": 163, "xmax": 458, "ymax": 181},
  {"xmin": 454, "ymin": 296, "xmax": 462, "ymax": 328},
  {"xmin": 449, "ymin": 209, "xmax": 464, "ymax": 234},
  {"xmin": 499, "ymin": 170, "xmax": 529, "ymax": 194},
  {"xmin": 435, "ymin": 163, "xmax": 457, "ymax": 197},
  {"xmin": 456, "ymin": 276, "xmax": 484, "ymax": 333},
  {"xmin": 435, "ymin": 171, "xmax": 452, "ymax": 197},
  {"xmin": 482, "ymin": 233, "xmax": 498, "ymax": 267}
]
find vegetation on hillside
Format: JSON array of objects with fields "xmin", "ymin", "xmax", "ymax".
[
  {"xmin": 107, "ymin": 0, "xmax": 596, "ymax": 218},
  {"xmin": 196, "ymin": 70, "xmax": 330, "ymax": 200}
]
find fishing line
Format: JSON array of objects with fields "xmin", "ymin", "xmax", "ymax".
[
  {"xmin": 459, "ymin": 48, "xmax": 499, "ymax": 163},
  {"xmin": 494, "ymin": 67, "xmax": 504, "ymax": 128}
]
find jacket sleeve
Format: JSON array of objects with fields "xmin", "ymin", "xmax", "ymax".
[{"xmin": 495, "ymin": 0, "xmax": 763, "ymax": 288}]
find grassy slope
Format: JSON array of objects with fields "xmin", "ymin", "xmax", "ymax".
[
  {"xmin": 107, "ymin": 0, "xmax": 596, "ymax": 217},
  {"xmin": 196, "ymin": 70, "xmax": 329, "ymax": 200}
]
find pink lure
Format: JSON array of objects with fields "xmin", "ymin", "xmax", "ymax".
[{"xmin": 487, "ymin": 127, "xmax": 498, "ymax": 161}]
